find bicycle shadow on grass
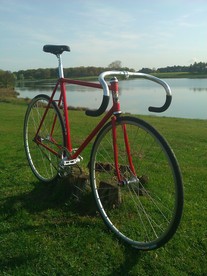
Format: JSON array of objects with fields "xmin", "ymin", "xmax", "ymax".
[
  {"xmin": 1, "ymin": 179, "xmax": 144, "ymax": 274},
  {"xmin": 2, "ymin": 177, "xmax": 98, "ymax": 219},
  {"xmin": 110, "ymin": 246, "xmax": 142, "ymax": 276}
]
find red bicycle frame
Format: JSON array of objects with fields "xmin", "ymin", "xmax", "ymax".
[{"xmin": 35, "ymin": 76, "xmax": 136, "ymax": 183}]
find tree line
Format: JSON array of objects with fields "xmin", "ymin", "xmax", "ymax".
[
  {"xmin": 15, "ymin": 66, "xmax": 134, "ymax": 81},
  {"xmin": 139, "ymin": 62, "xmax": 207, "ymax": 74},
  {"xmin": 1, "ymin": 61, "xmax": 207, "ymax": 88},
  {"xmin": 14, "ymin": 60, "xmax": 135, "ymax": 81},
  {"xmin": 15, "ymin": 61, "xmax": 207, "ymax": 81}
]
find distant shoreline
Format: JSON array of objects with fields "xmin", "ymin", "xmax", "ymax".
[
  {"xmin": 151, "ymin": 72, "xmax": 207, "ymax": 79},
  {"xmin": 15, "ymin": 72, "xmax": 207, "ymax": 84}
]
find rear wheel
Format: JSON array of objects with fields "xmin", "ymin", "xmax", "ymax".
[
  {"xmin": 24, "ymin": 94, "xmax": 65, "ymax": 182},
  {"xmin": 89, "ymin": 116, "xmax": 183, "ymax": 250}
]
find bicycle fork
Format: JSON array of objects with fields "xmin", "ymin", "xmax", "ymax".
[
  {"xmin": 110, "ymin": 77, "xmax": 138, "ymax": 186},
  {"xmin": 111, "ymin": 116, "xmax": 137, "ymax": 185}
]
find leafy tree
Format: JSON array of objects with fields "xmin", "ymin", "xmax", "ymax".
[
  {"xmin": 189, "ymin": 62, "xmax": 207, "ymax": 73},
  {"xmin": 139, "ymin": 68, "xmax": 154, "ymax": 74},
  {"xmin": 0, "ymin": 70, "xmax": 15, "ymax": 88},
  {"xmin": 108, "ymin": 60, "xmax": 122, "ymax": 69}
]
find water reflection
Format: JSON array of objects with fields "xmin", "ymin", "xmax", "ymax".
[{"xmin": 16, "ymin": 78, "xmax": 207, "ymax": 119}]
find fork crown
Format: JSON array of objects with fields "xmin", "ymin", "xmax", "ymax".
[{"xmin": 110, "ymin": 77, "xmax": 122, "ymax": 115}]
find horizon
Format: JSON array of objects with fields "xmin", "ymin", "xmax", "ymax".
[
  {"xmin": 1, "ymin": 0, "xmax": 207, "ymax": 72},
  {"xmin": 11, "ymin": 61, "xmax": 203, "ymax": 74}
]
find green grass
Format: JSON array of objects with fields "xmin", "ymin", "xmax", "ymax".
[{"xmin": 0, "ymin": 102, "xmax": 207, "ymax": 275}]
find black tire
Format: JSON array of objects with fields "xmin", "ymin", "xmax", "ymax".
[
  {"xmin": 24, "ymin": 94, "xmax": 65, "ymax": 182},
  {"xmin": 89, "ymin": 116, "xmax": 183, "ymax": 250}
]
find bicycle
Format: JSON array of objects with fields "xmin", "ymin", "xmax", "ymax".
[{"xmin": 23, "ymin": 44, "xmax": 183, "ymax": 250}]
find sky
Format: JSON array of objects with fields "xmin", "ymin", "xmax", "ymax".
[{"xmin": 1, "ymin": 0, "xmax": 207, "ymax": 72}]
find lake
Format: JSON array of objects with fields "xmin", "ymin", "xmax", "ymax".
[{"xmin": 16, "ymin": 78, "xmax": 207, "ymax": 120}]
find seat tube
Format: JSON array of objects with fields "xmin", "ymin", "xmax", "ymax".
[
  {"xmin": 57, "ymin": 54, "xmax": 72, "ymax": 153},
  {"xmin": 60, "ymin": 79, "xmax": 72, "ymax": 152}
]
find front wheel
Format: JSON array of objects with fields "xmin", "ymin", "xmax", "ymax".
[{"xmin": 89, "ymin": 116, "xmax": 183, "ymax": 250}]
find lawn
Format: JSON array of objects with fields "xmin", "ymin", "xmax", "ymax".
[{"xmin": 0, "ymin": 102, "xmax": 206, "ymax": 275}]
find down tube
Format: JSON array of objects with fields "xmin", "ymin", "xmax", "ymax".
[{"xmin": 71, "ymin": 108, "xmax": 114, "ymax": 159}]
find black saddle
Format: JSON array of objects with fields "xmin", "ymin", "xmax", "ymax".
[{"xmin": 43, "ymin": 45, "xmax": 70, "ymax": 55}]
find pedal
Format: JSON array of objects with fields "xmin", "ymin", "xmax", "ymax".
[
  {"xmin": 58, "ymin": 155, "xmax": 83, "ymax": 177},
  {"xmin": 63, "ymin": 156, "xmax": 83, "ymax": 166}
]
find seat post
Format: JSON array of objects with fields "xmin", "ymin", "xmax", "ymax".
[{"xmin": 57, "ymin": 54, "xmax": 64, "ymax": 78}]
